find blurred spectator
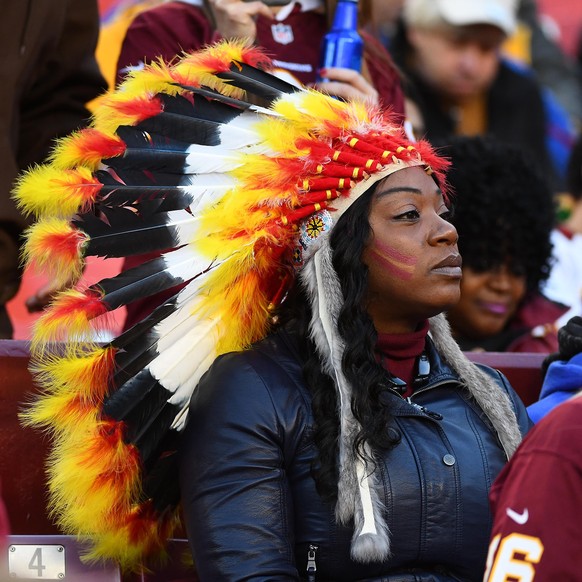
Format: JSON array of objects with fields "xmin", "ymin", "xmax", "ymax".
[
  {"xmin": 443, "ymin": 135, "xmax": 567, "ymax": 353},
  {"xmin": 392, "ymin": 0, "xmax": 570, "ymax": 191},
  {"xmin": 0, "ymin": 1, "xmax": 106, "ymax": 337},
  {"xmin": 373, "ymin": 0, "xmax": 581, "ymax": 148},
  {"xmin": 528, "ymin": 315, "xmax": 582, "ymax": 422},
  {"xmin": 115, "ymin": 0, "xmax": 213, "ymax": 85},
  {"xmin": 366, "ymin": 0, "xmax": 405, "ymax": 47},
  {"xmin": 99, "ymin": 0, "xmax": 149, "ymax": 21},
  {"xmin": 484, "ymin": 317, "xmax": 582, "ymax": 580},
  {"xmin": 507, "ymin": 0, "xmax": 581, "ymax": 183},
  {"xmin": 506, "ymin": 0, "xmax": 582, "ymax": 133},
  {"xmin": 542, "ymin": 134, "xmax": 582, "ymax": 323},
  {"xmin": 116, "ymin": 0, "xmax": 407, "ymax": 329}
]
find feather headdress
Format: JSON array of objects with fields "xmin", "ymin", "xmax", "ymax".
[{"xmin": 15, "ymin": 39, "xmax": 521, "ymax": 570}]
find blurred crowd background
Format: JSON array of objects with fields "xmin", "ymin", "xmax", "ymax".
[{"xmin": 5, "ymin": 0, "xmax": 582, "ymax": 346}]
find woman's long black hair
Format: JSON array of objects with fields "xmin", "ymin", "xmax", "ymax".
[{"xmin": 278, "ymin": 186, "xmax": 401, "ymax": 501}]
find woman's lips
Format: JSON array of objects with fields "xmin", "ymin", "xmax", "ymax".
[
  {"xmin": 432, "ymin": 254, "xmax": 462, "ymax": 277},
  {"xmin": 433, "ymin": 266, "xmax": 463, "ymax": 277},
  {"xmin": 480, "ymin": 301, "xmax": 510, "ymax": 315}
]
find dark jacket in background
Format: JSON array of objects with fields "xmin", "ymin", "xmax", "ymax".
[
  {"xmin": 390, "ymin": 27, "xmax": 560, "ymax": 190},
  {"xmin": 405, "ymin": 62, "xmax": 554, "ymax": 186}
]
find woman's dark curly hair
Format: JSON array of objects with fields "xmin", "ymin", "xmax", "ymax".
[
  {"xmin": 277, "ymin": 186, "xmax": 401, "ymax": 501},
  {"xmin": 442, "ymin": 136, "xmax": 556, "ymax": 293}
]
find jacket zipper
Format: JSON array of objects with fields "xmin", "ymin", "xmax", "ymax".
[
  {"xmin": 407, "ymin": 377, "xmax": 465, "ymax": 418},
  {"xmin": 414, "ymin": 378, "xmax": 461, "ymax": 395},
  {"xmin": 406, "ymin": 397, "xmax": 443, "ymax": 420},
  {"xmin": 306, "ymin": 544, "xmax": 318, "ymax": 582},
  {"xmin": 384, "ymin": 379, "xmax": 453, "ymax": 418}
]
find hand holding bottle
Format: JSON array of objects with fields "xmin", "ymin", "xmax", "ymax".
[{"xmin": 313, "ymin": 67, "xmax": 379, "ymax": 104}]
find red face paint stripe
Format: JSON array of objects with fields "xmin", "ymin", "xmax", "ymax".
[
  {"xmin": 368, "ymin": 247, "xmax": 415, "ymax": 280},
  {"xmin": 374, "ymin": 240, "xmax": 417, "ymax": 266}
]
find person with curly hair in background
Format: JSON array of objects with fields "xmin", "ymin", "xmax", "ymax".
[{"xmin": 443, "ymin": 135, "xmax": 568, "ymax": 352}]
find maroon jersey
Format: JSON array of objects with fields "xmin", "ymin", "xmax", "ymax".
[{"xmin": 484, "ymin": 395, "xmax": 582, "ymax": 581}]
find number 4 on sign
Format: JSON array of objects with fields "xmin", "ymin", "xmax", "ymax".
[
  {"xmin": 484, "ymin": 533, "xmax": 544, "ymax": 581},
  {"xmin": 7, "ymin": 544, "xmax": 66, "ymax": 579},
  {"xmin": 29, "ymin": 547, "xmax": 47, "ymax": 577}
]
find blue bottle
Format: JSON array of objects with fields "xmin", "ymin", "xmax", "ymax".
[{"xmin": 317, "ymin": 0, "xmax": 363, "ymax": 81}]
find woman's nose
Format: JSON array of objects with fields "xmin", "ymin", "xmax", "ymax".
[{"xmin": 433, "ymin": 214, "xmax": 458, "ymax": 245}]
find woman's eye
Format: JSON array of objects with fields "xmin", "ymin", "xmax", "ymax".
[
  {"xmin": 395, "ymin": 209, "xmax": 420, "ymax": 220},
  {"xmin": 439, "ymin": 211, "xmax": 453, "ymax": 222}
]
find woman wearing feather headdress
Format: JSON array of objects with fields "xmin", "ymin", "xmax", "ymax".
[{"xmin": 14, "ymin": 40, "xmax": 530, "ymax": 579}]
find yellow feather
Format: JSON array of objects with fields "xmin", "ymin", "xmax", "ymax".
[
  {"xmin": 172, "ymin": 39, "xmax": 258, "ymax": 101},
  {"xmin": 22, "ymin": 219, "xmax": 86, "ymax": 286},
  {"xmin": 273, "ymin": 90, "xmax": 374, "ymax": 138},
  {"xmin": 45, "ymin": 427, "xmax": 140, "ymax": 531},
  {"xmin": 117, "ymin": 58, "xmax": 177, "ymax": 97},
  {"xmin": 230, "ymin": 155, "xmax": 298, "ymax": 189},
  {"xmin": 44, "ymin": 484, "xmax": 180, "ymax": 569},
  {"xmin": 30, "ymin": 289, "xmax": 111, "ymax": 350},
  {"xmin": 20, "ymin": 387, "xmax": 98, "ymax": 430},
  {"xmin": 31, "ymin": 346, "xmax": 113, "ymax": 401},
  {"xmin": 82, "ymin": 511, "xmax": 181, "ymax": 571},
  {"xmin": 13, "ymin": 165, "xmax": 97, "ymax": 218},
  {"xmin": 252, "ymin": 119, "xmax": 309, "ymax": 159},
  {"xmin": 48, "ymin": 130, "xmax": 114, "ymax": 171},
  {"xmin": 21, "ymin": 346, "xmax": 114, "ymax": 438}
]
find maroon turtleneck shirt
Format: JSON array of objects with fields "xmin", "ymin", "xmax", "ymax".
[{"xmin": 376, "ymin": 320, "xmax": 430, "ymax": 398}]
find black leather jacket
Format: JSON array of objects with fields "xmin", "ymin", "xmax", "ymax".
[{"xmin": 179, "ymin": 327, "xmax": 531, "ymax": 581}]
